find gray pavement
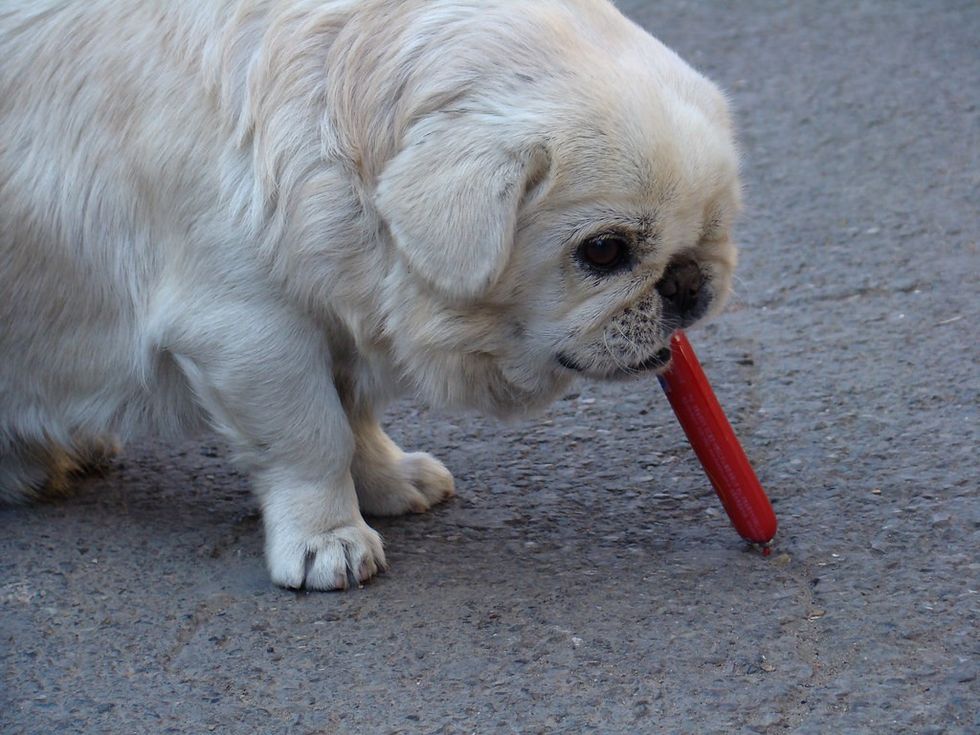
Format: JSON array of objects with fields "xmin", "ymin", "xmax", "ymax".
[{"xmin": 2, "ymin": 1, "xmax": 978, "ymax": 733}]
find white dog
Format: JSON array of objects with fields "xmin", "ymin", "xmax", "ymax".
[{"xmin": 0, "ymin": 0, "xmax": 741, "ymax": 589}]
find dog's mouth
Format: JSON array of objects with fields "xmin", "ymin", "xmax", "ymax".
[
  {"xmin": 557, "ymin": 346, "xmax": 673, "ymax": 378},
  {"xmin": 632, "ymin": 347, "xmax": 674, "ymax": 372}
]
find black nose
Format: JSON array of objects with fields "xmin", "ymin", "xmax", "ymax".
[{"xmin": 656, "ymin": 259, "xmax": 706, "ymax": 323}]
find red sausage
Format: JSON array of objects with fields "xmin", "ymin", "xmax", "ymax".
[{"xmin": 658, "ymin": 331, "xmax": 778, "ymax": 546}]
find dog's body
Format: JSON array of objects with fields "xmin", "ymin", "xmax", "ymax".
[{"xmin": 0, "ymin": 0, "xmax": 741, "ymax": 588}]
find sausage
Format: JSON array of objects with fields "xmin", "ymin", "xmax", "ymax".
[{"xmin": 658, "ymin": 331, "xmax": 778, "ymax": 548}]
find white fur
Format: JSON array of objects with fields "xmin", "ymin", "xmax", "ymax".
[{"xmin": 0, "ymin": 0, "xmax": 741, "ymax": 589}]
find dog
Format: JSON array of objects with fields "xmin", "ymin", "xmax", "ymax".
[{"xmin": 0, "ymin": 0, "xmax": 741, "ymax": 589}]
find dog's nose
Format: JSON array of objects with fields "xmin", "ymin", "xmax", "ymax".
[{"xmin": 656, "ymin": 259, "xmax": 705, "ymax": 322}]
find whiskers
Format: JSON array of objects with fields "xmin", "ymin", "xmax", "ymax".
[{"xmin": 602, "ymin": 328, "xmax": 638, "ymax": 375}]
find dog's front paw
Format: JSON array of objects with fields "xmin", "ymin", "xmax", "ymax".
[
  {"xmin": 401, "ymin": 452, "xmax": 455, "ymax": 506},
  {"xmin": 265, "ymin": 519, "xmax": 386, "ymax": 591},
  {"xmin": 356, "ymin": 451, "xmax": 455, "ymax": 517}
]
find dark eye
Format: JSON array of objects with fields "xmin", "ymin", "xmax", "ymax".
[{"xmin": 579, "ymin": 234, "xmax": 630, "ymax": 272}]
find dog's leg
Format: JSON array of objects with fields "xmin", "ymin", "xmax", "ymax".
[
  {"xmin": 170, "ymin": 316, "xmax": 385, "ymax": 590},
  {"xmin": 67, "ymin": 435, "xmax": 121, "ymax": 478},
  {"xmin": 257, "ymin": 462, "xmax": 385, "ymax": 590},
  {"xmin": 350, "ymin": 414, "xmax": 455, "ymax": 517},
  {"xmin": 0, "ymin": 434, "xmax": 119, "ymax": 503},
  {"xmin": 0, "ymin": 439, "xmax": 71, "ymax": 502}
]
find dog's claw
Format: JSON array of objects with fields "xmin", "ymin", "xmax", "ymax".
[{"xmin": 267, "ymin": 522, "xmax": 386, "ymax": 591}]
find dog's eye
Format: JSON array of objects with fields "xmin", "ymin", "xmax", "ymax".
[{"xmin": 579, "ymin": 234, "xmax": 630, "ymax": 272}]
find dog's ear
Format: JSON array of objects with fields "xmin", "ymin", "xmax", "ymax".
[{"xmin": 375, "ymin": 116, "xmax": 551, "ymax": 300}]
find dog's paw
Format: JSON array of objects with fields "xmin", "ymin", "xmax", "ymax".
[
  {"xmin": 266, "ymin": 520, "xmax": 386, "ymax": 591},
  {"xmin": 356, "ymin": 452, "xmax": 455, "ymax": 517},
  {"xmin": 401, "ymin": 452, "xmax": 455, "ymax": 507}
]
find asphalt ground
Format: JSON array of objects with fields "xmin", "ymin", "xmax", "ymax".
[{"xmin": 2, "ymin": 1, "xmax": 978, "ymax": 733}]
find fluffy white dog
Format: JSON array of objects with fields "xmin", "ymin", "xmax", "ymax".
[{"xmin": 0, "ymin": 0, "xmax": 741, "ymax": 589}]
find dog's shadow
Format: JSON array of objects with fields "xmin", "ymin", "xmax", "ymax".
[{"xmin": 5, "ymin": 432, "xmax": 716, "ymax": 593}]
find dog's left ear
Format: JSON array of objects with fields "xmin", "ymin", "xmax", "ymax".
[{"xmin": 375, "ymin": 116, "xmax": 551, "ymax": 300}]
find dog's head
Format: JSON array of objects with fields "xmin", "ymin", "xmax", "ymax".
[{"xmin": 363, "ymin": 2, "xmax": 741, "ymax": 414}]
